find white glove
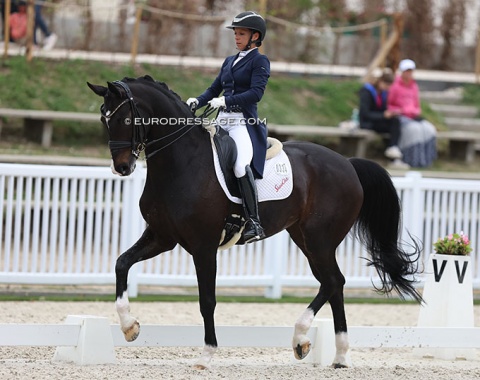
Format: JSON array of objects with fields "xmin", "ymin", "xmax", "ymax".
[
  {"xmin": 208, "ymin": 96, "xmax": 226, "ymax": 109},
  {"xmin": 186, "ymin": 97, "xmax": 199, "ymax": 110}
]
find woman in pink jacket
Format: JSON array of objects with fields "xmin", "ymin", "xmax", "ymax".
[{"xmin": 387, "ymin": 59, "xmax": 437, "ymax": 167}]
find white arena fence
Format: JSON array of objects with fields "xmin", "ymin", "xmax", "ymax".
[
  {"xmin": 1, "ymin": 315, "xmax": 479, "ymax": 365},
  {"xmin": 0, "ymin": 163, "xmax": 479, "ymax": 298}
]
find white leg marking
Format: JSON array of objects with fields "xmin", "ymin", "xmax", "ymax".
[
  {"xmin": 194, "ymin": 345, "xmax": 217, "ymax": 369},
  {"xmin": 292, "ymin": 308, "xmax": 315, "ymax": 359},
  {"xmin": 116, "ymin": 291, "xmax": 140, "ymax": 341},
  {"xmin": 333, "ymin": 332, "xmax": 349, "ymax": 367}
]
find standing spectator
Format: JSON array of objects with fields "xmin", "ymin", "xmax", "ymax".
[
  {"xmin": 359, "ymin": 68, "xmax": 409, "ymax": 169},
  {"xmin": 388, "ymin": 59, "xmax": 437, "ymax": 168},
  {"xmin": 34, "ymin": 1, "xmax": 57, "ymax": 50}
]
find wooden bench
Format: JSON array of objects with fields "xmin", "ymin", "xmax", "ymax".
[
  {"xmin": 437, "ymin": 131, "xmax": 480, "ymax": 164},
  {"xmin": 268, "ymin": 124, "xmax": 480, "ymax": 163},
  {"xmin": 268, "ymin": 124, "xmax": 377, "ymax": 157},
  {"xmin": 0, "ymin": 108, "xmax": 100, "ymax": 148}
]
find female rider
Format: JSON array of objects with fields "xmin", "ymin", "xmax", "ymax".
[{"xmin": 186, "ymin": 11, "xmax": 270, "ymax": 243}]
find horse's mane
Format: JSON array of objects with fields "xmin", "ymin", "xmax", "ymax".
[{"xmin": 122, "ymin": 75, "xmax": 189, "ymax": 112}]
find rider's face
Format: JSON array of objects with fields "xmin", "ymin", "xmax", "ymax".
[{"xmin": 234, "ymin": 27, "xmax": 259, "ymax": 50}]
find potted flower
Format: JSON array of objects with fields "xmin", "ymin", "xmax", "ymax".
[{"xmin": 433, "ymin": 231, "xmax": 472, "ymax": 256}]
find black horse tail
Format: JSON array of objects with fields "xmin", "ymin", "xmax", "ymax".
[{"xmin": 349, "ymin": 158, "xmax": 423, "ymax": 303}]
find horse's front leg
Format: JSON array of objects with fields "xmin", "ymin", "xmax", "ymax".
[
  {"xmin": 192, "ymin": 250, "xmax": 218, "ymax": 369},
  {"xmin": 115, "ymin": 227, "xmax": 175, "ymax": 342}
]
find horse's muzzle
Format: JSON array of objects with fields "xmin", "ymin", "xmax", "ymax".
[{"xmin": 111, "ymin": 157, "xmax": 137, "ymax": 176}]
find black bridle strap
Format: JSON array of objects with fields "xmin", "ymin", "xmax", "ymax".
[
  {"xmin": 145, "ymin": 124, "xmax": 197, "ymax": 159},
  {"xmin": 197, "ymin": 104, "xmax": 217, "ymax": 119},
  {"xmin": 109, "ymin": 80, "xmax": 147, "ymax": 157},
  {"xmin": 144, "ymin": 105, "xmax": 217, "ymax": 159},
  {"xmin": 103, "ymin": 83, "xmax": 218, "ymax": 159}
]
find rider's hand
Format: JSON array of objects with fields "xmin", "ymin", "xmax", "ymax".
[
  {"xmin": 208, "ymin": 96, "xmax": 226, "ymax": 109},
  {"xmin": 186, "ymin": 98, "xmax": 199, "ymax": 111}
]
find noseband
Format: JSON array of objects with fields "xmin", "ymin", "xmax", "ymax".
[{"xmin": 101, "ymin": 80, "xmax": 147, "ymax": 158}]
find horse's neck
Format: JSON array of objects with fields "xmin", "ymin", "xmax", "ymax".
[{"xmin": 146, "ymin": 123, "xmax": 211, "ymax": 173}]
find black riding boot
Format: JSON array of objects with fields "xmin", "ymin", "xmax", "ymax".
[{"xmin": 238, "ymin": 165, "xmax": 265, "ymax": 243}]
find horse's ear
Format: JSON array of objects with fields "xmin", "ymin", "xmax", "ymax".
[
  {"xmin": 87, "ymin": 82, "xmax": 108, "ymax": 97},
  {"xmin": 107, "ymin": 81, "xmax": 122, "ymax": 97},
  {"xmin": 143, "ymin": 75, "xmax": 154, "ymax": 82}
]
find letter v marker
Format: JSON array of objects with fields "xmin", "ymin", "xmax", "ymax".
[
  {"xmin": 455, "ymin": 260, "xmax": 469, "ymax": 284},
  {"xmin": 433, "ymin": 259, "xmax": 447, "ymax": 282}
]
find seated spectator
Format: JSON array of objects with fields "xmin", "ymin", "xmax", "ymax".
[
  {"xmin": 359, "ymin": 67, "xmax": 409, "ymax": 169},
  {"xmin": 388, "ymin": 59, "xmax": 437, "ymax": 168},
  {"xmin": 9, "ymin": 1, "xmax": 27, "ymax": 45}
]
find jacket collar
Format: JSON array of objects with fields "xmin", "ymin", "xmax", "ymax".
[{"xmin": 231, "ymin": 48, "xmax": 259, "ymax": 71}]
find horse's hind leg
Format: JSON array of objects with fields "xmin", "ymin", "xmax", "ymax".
[
  {"xmin": 191, "ymin": 249, "xmax": 218, "ymax": 369},
  {"xmin": 291, "ymin": 245, "xmax": 349, "ymax": 367},
  {"xmin": 115, "ymin": 226, "xmax": 175, "ymax": 341},
  {"xmin": 328, "ymin": 288, "xmax": 349, "ymax": 367}
]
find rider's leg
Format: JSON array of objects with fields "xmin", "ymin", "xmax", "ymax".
[
  {"xmin": 218, "ymin": 112, "xmax": 265, "ymax": 243},
  {"xmin": 237, "ymin": 165, "xmax": 265, "ymax": 243}
]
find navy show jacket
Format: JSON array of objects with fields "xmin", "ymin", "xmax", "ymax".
[{"xmin": 196, "ymin": 48, "xmax": 270, "ymax": 179}]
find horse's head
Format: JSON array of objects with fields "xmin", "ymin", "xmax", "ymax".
[
  {"xmin": 88, "ymin": 76, "xmax": 197, "ymax": 176},
  {"xmin": 87, "ymin": 79, "xmax": 145, "ymax": 176}
]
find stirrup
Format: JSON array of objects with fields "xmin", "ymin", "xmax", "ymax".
[{"xmin": 243, "ymin": 219, "xmax": 265, "ymax": 243}]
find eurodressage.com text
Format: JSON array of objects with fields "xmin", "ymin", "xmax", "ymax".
[{"xmin": 131, "ymin": 117, "xmax": 267, "ymax": 126}]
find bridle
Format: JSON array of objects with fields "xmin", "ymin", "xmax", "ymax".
[
  {"xmin": 100, "ymin": 80, "xmax": 216, "ymax": 160},
  {"xmin": 101, "ymin": 80, "xmax": 147, "ymax": 158}
]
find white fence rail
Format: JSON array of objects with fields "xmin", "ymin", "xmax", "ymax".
[
  {"xmin": 0, "ymin": 163, "xmax": 479, "ymax": 297},
  {"xmin": 1, "ymin": 315, "xmax": 479, "ymax": 366}
]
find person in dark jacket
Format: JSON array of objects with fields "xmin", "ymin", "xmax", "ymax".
[
  {"xmin": 359, "ymin": 68, "xmax": 409, "ymax": 169},
  {"xmin": 186, "ymin": 11, "xmax": 270, "ymax": 243}
]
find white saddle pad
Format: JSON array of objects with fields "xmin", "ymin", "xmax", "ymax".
[{"xmin": 211, "ymin": 141, "xmax": 294, "ymax": 204}]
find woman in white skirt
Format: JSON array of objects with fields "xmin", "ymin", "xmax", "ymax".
[{"xmin": 388, "ymin": 59, "xmax": 437, "ymax": 167}]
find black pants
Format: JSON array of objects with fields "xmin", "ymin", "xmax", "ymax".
[{"xmin": 366, "ymin": 117, "xmax": 401, "ymax": 147}]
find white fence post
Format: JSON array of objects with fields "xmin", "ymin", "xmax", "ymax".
[
  {"xmin": 264, "ymin": 231, "xmax": 289, "ymax": 299},
  {"xmin": 53, "ymin": 315, "xmax": 116, "ymax": 365},
  {"xmin": 404, "ymin": 171, "xmax": 424, "ymax": 241}
]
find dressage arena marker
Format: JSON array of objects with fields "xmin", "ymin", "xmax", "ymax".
[
  {"xmin": 414, "ymin": 254, "xmax": 475, "ymax": 360},
  {"xmin": 0, "ymin": 316, "xmax": 479, "ymax": 365}
]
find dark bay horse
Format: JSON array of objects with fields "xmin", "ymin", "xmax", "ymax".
[{"xmin": 87, "ymin": 75, "xmax": 422, "ymax": 369}]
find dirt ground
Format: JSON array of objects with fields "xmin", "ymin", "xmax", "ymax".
[{"xmin": 0, "ymin": 301, "xmax": 478, "ymax": 380}]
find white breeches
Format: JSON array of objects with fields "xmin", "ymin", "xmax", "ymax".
[{"xmin": 216, "ymin": 111, "xmax": 253, "ymax": 178}]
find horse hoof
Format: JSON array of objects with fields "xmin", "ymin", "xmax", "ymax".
[
  {"xmin": 332, "ymin": 363, "xmax": 348, "ymax": 369},
  {"xmin": 123, "ymin": 321, "xmax": 140, "ymax": 342},
  {"xmin": 293, "ymin": 342, "xmax": 311, "ymax": 360}
]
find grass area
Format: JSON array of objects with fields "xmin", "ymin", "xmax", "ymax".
[
  {"xmin": 0, "ymin": 56, "xmax": 361, "ymax": 125},
  {"xmin": 0, "ymin": 292, "xmax": 478, "ymax": 305},
  {"xmin": 0, "ymin": 292, "xmax": 421, "ymax": 304},
  {"xmin": 0, "ymin": 55, "xmax": 478, "ymax": 172}
]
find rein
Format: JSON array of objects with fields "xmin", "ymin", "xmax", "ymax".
[
  {"xmin": 102, "ymin": 79, "xmax": 218, "ymax": 160},
  {"xmin": 145, "ymin": 105, "xmax": 217, "ymax": 159}
]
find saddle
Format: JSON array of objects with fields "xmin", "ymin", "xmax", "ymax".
[
  {"xmin": 211, "ymin": 125, "xmax": 241, "ymax": 198},
  {"xmin": 205, "ymin": 124, "xmax": 292, "ymax": 249}
]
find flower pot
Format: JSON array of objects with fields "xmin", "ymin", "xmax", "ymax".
[{"xmin": 413, "ymin": 253, "xmax": 475, "ymax": 360}]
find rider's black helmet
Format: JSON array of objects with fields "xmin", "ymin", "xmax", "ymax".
[{"xmin": 226, "ymin": 11, "xmax": 267, "ymax": 46}]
